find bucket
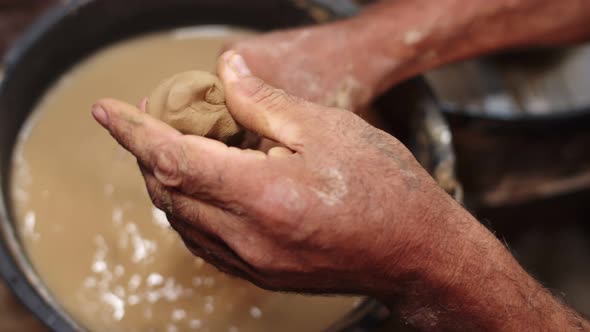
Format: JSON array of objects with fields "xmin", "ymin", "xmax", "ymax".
[{"xmin": 0, "ymin": 1, "xmax": 459, "ymax": 331}]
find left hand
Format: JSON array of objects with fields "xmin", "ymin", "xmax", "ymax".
[{"xmin": 222, "ymin": 22, "xmax": 393, "ymax": 113}]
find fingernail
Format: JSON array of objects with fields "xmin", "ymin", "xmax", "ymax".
[
  {"xmin": 223, "ymin": 51, "xmax": 251, "ymax": 82},
  {"xmin": 91, "ymin": 104, "xmax": 109, "ymax": 127}
]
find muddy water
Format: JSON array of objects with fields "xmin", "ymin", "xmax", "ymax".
[{"xmin": 10, "ymin": 26, "xmax": 359, "ymax": 332}]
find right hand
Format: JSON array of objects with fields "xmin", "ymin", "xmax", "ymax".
[
  {"xmin": 92, "ymin": 51, "xmax": 483, "ymax": 299},
  {"xmin": 95, "ymin": 52, "xmax": 589, "ymax": 332}
]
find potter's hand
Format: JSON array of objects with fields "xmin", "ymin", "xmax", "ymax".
[
  {"xmin": 222, "ymin": 24, "xmax": 392, "ymax": 112},
  {"xmin": 224, "ymin": 0, "xmax": 590, "ymax": 118},
  {"xmin": 92, "ymin": 51, "xmax": 589, "ymax": 331},
  {"xmin": 91, "ymin": 50, "xmax": 457, "ymax": 294}
]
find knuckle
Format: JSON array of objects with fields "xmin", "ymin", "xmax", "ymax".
[
  {"xmin": 240, "ymin": 246, "xmax": 272, "ymax": 271},
  {"xmin": 237, "ymin": 241, "xmax": 303, "ymax": 276},
  {"xmin": 248, "ymin": 80, "xmax": 291, "ymax": 112},
  {"xmin": 147, "ymin": 184, "xmax": 173, "ymax": 213},
  {"xmin": 175, "ymin": 198, "xmax": 202, "ymax": 223},
  {"xmin": 151, "ymin": 140, "xmax": 186, "ymax": 187},
  {"xmin": 247, "ymin": 178, "xmax": 320, "ymax": 245},
  {"xmin": 261, "ymin": 210, "xmax": 313, "ymax": 244},
  {"xmin": 238, "ymin": 244, "xmax": 293, "ymax": 275},
  {"xmin": 241, "ymin": 77, "xmax": 266, "ymax": 99},
  {"xmin": 256, "ymin": 193, "xmax": 311, "ymax": 238},
  {"xmin": 146, "ymin": 186, "xmax": 193, "ymax": 222}
]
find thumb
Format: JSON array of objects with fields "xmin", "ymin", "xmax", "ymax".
[{"xmin": 218, "ymin": 50, "xmax": 310, "ymax": 151}]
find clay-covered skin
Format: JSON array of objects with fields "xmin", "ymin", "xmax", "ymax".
[{"xmin": 147, "ymin": 71, "xmax": 244, "ymax": 144}]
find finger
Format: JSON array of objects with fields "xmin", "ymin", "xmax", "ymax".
[
  {"xmin": 141, "ymin": 166, "xmax": 264, "ymax": 282},
  {"xmin": 140, "ymin": 167, "xmax": 245, "ymax": 237},
  {"xmin": 92, "ymin": 98, "xmax": 265, "ymax": 198},
  {"xmin": 186, "ymin": 244, "xmax": 246, "ymax": 278},
  {"xmin": 170, "ymin": 217, "xmax": 257, "ymax": 279},
  {"xmin": 92, "ymin": 98, "xmax": 182, "ymax": 184},
  {"xmin": 218, "ymin": 50, "xmax": 317, "ymax": 152}
]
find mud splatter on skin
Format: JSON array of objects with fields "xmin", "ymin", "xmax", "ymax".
[
  {"xmin": 311, "ymin": 168, "xmax": 348, "ymax": 206},
  {"xmin": 323, "ymin": 76, "xmax": 362, "ymax": 111},
  {"xmin": 403, "ymin": 30, "xmax": 425, "ymax": 45},
  {"xmin": 121, "ymin": 111, "xmax": 145, "ymax": 126}
]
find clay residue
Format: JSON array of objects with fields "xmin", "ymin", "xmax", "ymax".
[
  {"xmin": 311, "ymin": 168, "xmax": 348, "ymax": 206},
  {"xmin": 323, "ymin": 76, "xmax": 363, "ymax": 111},
  {"xmin": 403, "ymin": 30, "xmax": 425, "ymax": 45}
]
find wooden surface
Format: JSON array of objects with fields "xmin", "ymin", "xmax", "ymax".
[{"xmin": 0, "ymin": 280, "xmax": 47, "ymax": 331}]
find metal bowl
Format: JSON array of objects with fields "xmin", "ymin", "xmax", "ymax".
[
  {"xmin": 426, "ymin": 46, "xmax": 590, "ymax": 120},
  {"xmin": 0, "ymin": 1, "xmax": 458, "ymax": 331}
]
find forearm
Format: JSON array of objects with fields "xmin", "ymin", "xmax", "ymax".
[
  {"xmin": 377, "ymin": 197, "xmax": 590, "ymax": 331},
  {"xmin": 340, "ymin": 0, "xmax": 590, "ymax": 92}
]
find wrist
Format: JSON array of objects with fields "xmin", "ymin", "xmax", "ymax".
[
  {"xmin": 362, "ymin": 186, "xmax": 475, "ymax": 300},
  {"xmin": 377, "ymin": 206, "xmax": 504, "ymax": 329},
  {"xmin": 377, "ymin": 196, "xmax": 586, "ymax": 330}
]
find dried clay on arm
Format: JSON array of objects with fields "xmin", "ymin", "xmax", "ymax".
[{"xmin": 147, "ymin": 71, "xmax": 255, "ymax": 146}]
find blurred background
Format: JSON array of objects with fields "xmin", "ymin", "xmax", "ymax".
[{"xmin": 1, "ymin": 3, "xmax": 56, "ymax": 331}]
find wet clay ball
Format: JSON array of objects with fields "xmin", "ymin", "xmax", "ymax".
[{"xmin": 147, "ymin": 71, "xmax": 246, "ymax": 145}]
